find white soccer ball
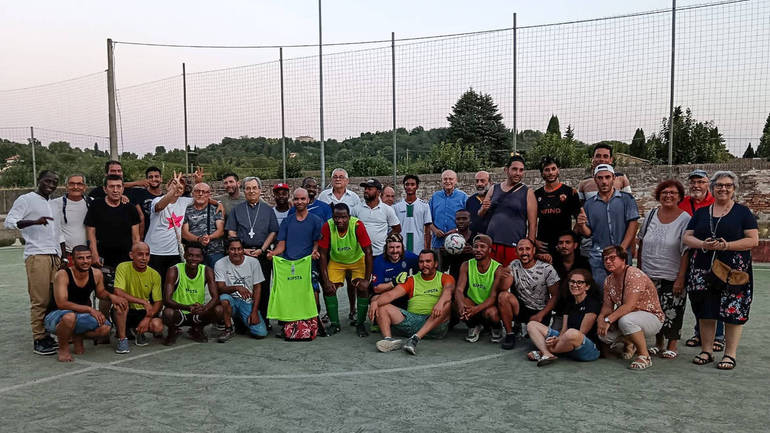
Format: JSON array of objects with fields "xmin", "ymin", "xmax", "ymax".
[{"xmin": 443, "ymin": 233, "xmax": 466, "ymax": 255}]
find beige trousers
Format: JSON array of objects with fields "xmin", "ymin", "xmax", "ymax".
[{"xmin": 25, "ymin": 254, "xmax": 61, "ymax": 340}]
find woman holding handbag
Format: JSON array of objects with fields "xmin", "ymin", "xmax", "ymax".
[
  {"xmin": 637, "ymin": 179, "xmax": 690, "ymax": 360},
  {"xmin": 683, "ymin": 171, "xmax": 759, "ymax": 370}
]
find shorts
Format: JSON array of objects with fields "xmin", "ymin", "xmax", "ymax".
[
  {"xmin": 393, "ymin": 308, "xmax": 448, "ymax": 339},
  {"xmin": 44, "ymin": 309, "xmax": 111, "ymax": 334},
  {"xmin": 173, "ymin": 311, "xmax": 205, "ymax": 327},
  {"xmin": 113, "ymin": 308, "xmax": 150, "ymax": 329},
  {"xmin": 311, "ymin": 260, "xmax": 321, "ymax": 293},
  {"xmin": 546, "ymin": 328, "xmax": 599, "ymax": 362},
  {"xmin": 219, "ymin": 293, "xmax": 268, "ymax": 337},
  {"xmin": 327, "ymin": 256, "xmax": 366, "ymax": 284},
  {"xmin": 599, "ymin": 311, "xmax": 663, "ymax": 345},
  {"xmin": 491, "ymin": 243, "xmax": 518, "ymax": 267},
  {"xmin": 516, "ymin": 303, "xmax": 550, "ymax": 326}
]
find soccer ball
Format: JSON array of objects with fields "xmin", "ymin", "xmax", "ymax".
[{"xmin": 444, "ymin": 233, "xmax": 466, "ymax": 255}]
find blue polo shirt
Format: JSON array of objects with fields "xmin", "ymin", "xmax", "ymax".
[
  {"xmin": 429, "ymin": 188, "xmax": 468, "ymax": 248},
  {"xmin": 583, "ymin": 189, "xmax": 639, "ymax": 255},
  {"xmin": 288, "ymin": 199, "xmax": 332, "ymax": 222}
]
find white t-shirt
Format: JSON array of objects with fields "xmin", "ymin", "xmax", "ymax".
[
  {"xmin": 393, "ymin": 198, "xmax": 433, "ymax": 255},
  {"xmin": 4, "ymin": 191, "xmax": 61, "ymax": 258},
  {"xmin": 318, "ymin": 188, "xmax": 360, "ymax": 214},
  {"xmin": 355, "ymin": 200, "xmax": 400, "ymax": 256},
  {"xmin": 50, "ymin": 196, "xmax": 88, "ymax": 253},
  {"xmin": 214, "ymin": 255, "xmax": 265, "ymax": 300},
  {"xmin": 146, "ymin": 196, "xmax": 194, "ymax": 256},
  {"xmin": 638, "ymin": 209, "xmax": 691, "ymax": 281},
  {"xmin": 510, "ymin": 260, "xmax": 560, "ymax": 311},
  {"xmin": 274, "ymin": 208, "xmax": 290, "ymax": 228}
]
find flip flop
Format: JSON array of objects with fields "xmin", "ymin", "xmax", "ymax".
[
  {"xmin": 692, "ymin": 351, "xmax": 714, "ymax": 365},
  {"xmin": 717, "ymin": 355, "xmax": 736, "ymax": 370},
  {"xmin": 537, "ymin": 356, "xmax": 557, "ymax": 367},
  {"xmin": 713, "ymin": 340, "xmax": 725, "ymax": 352},
  {"xmin": 527, "ymin": 350, "xmax": 542, "ymax": 361},
  {"xmin": 660, "ymin": 350, "xmax": 678, "ymax": 359},
  {"xmin": 685, "ymin": 336, "xmax": 700, "ymax": 347}
]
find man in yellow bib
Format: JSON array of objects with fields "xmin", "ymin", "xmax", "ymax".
[
  {"xmin": 453, "ymin": 234, "xmax": 506, "ymax": 344},
  {"xmin": 162, "ymin": 243, "xmax": 223, "ymax": 345},
  {"xmin": 319, "ymin": 203, "xmax": 374, "ymax": 336},
  {"xmin": 369, "ymin": 249, "xmax": 454, "ymax": 355}
]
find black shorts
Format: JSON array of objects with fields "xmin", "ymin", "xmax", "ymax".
[
  {"xmin": 111, "ymin": 308, "xmax": 153, "ymax": 329},
  {"xmin": 516, "ymin": 304, "xmax": 550, "ymax": 326},
  {"xmin": 174, "ymin": 311, "xmax": 205, "ymax": 327}
]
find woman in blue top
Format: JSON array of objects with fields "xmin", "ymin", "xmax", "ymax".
[{"xmin": 683, "ymin": 171, "xmax": 759, "ymax": 370}]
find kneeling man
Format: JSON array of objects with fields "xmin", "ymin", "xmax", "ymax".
[
  {"xmin": 45, "ymin": 245, "xmax": 127, "ymax": 361},
  {"xmin": 162, "ymin": 243, "xmax": 223, "ymax": 345},
  {"xmin": 369, "ymin": 250, "xmax": 454, "ymax": 355},
  {"xmin": 453, "ymin": 234, "xmax": 505, "ymax": 343}
]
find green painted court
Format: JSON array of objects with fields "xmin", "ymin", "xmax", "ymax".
[{"xmin": 1, "ymin": 246, "xmax": 767, "ymax": 432}]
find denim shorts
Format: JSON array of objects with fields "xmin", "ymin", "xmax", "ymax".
[
  {"xmin": 219, "ymin": 293, "xmax": 268, "ymax": 337},
  {"xmin": 393, "ymin": 309, "xmax": 448, "ymax": 339},
  {"xmin": 44, "ymin": 309, "xmax": 111, "ymax": 335},
  {"xmin": 546, "ymin": 328, "xmax": 599, "ymax": 362}
]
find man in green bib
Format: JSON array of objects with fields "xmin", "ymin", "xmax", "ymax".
[
  {"xmin": 453, "ymin": 234, "xmax": 506, "ymax": 344},
  {"xmin": 162, "ymin": 243, "xmax": 223, "ymax": 345},
  {"xmin": 368, "ymin": 249, "xmax": 455, "ymax": 355},
  {"xmin": 319, "ymin": 203, "xmax": 374, "ymax": 336}
]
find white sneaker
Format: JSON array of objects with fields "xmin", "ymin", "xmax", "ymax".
[
  {"xmin": 490, "ymin": 327, "xmax": 504, "ymax": 343},
  {"xmin": 465, "ymin": 325, "xmax": 483, "ymax": 343},
  {"xmin": 376, "ymin": 337, "xmax": 403, "ymax": 352}
]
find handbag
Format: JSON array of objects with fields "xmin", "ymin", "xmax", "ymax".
[{"xmin": 283, "ymin": 318, "xmax": 319, "ymax": 341}]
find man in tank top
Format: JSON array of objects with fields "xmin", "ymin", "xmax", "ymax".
[
  {"xmin": 479, "ymin": 155, "xmax": 538, "ymax": 267},
  {"xmin": 162, "ymin": 243, "xmax": 223, "ymax": 346},
  {"xmin": 453, "ymin": 234, "xmax": 506, "ymax": 344},
  {"xmin": 45, "ymin": 245, "xmax": 127, "ymax": 362}
]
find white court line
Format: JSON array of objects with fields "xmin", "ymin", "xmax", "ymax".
[
  {"xmin": 91, "ymin": 352, "xmax": 504, "ymax": 380},
  {"xmin": 0, "ymin": 343, "xmax": 195, "ymax": 395}
]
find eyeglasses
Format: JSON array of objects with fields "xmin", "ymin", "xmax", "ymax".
[
  {"xmin": 193, "ymin": 189, "xmax": 211, "ymax": 194},
  {"xmin": 568, "ymin": 280, "xmax": 587, "ymax": 286},
  {"xmin": 660, "ymin": 190, "xmax": 679, "ymax": 196},
  {"xmin": 603, "ymin": 255, "xmax": 618, "ymax": 262},
  {"xmin": 714, "ymin": 183, "xmax": 734, "ymax": 189}
]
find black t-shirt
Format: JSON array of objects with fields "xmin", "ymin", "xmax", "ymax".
[
  {"xmin": 553, "ymin": 253, "xmax": 592, "ymax": 314},
  {"xmin": 465, "ymin": 193, "xmax": 491, "ymax": 235},
  {"xmin": 534, "ymin": 184, "xmax": 581, "ymax": 248},
  {"xmin": 87, "ymin": 187, "xmax": 106, "ymax": 200},
  {"xmin": 84, "ymin": 199, "xmax": 140, "ymax": 267},
  {"xmin": 127, "ymin": 187, "xmax": 163, "ymax": 232},
  {"xmin": 565, "ymin": 294, "xmax": 601, "ymax": 341}
]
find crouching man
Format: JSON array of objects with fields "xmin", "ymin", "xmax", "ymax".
[
  {"xmin": 369, "ymin": 249, "xmax": 454, "ymax": 355},
  {"xmin": 162, "ymin": 243, "xmax": 223, "ymax": 345},
  {"xmin": 45, "ymin": 245, "xmax": 127, "ymax": 361}
]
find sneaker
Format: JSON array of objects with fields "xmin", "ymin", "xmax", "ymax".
[
  {"xmin": 490, "ymin": 327, "xmax": 504, "ymax": 343},
  {"xmin": 376, "ymin": 337, "xmax": 403, "ymax": 352},
  {"xmin": 188, "ymin": 326, "xmax": 208, "ymax": 343},
  {"xmin": 348, "ymin": 312, "xmax": 357, "ymax": 327},
  {"xmin": 356, "ymin": 323, "xmax": 369, "ymax": 338},
  {"xmin": 465, "ymin": 324, "xmax": 483, "ymax": 343},
  {"xmin": 135, "ymin": 330, "xmax": 149, "ymax": 346},
  {"xmin": 321, "ymin": 313, "xmax": 330, "ymax": 325},
  {"xmin": 502, "ymin": 333, "xmax": 516, "ymax": 350},
  {"xmin": 403, "ymin": 335, "xmax": 420, "ymax": 355},
  {"xmin": 115, "ymin": 338, "xmax": 130, "ymax": 354},
  {"xmin": 217, "ymin": 327, "xmax": 234, "ymax": 343},
  {"xmin": 126, "ymin": 328, "xmax": 137, "ymax": 341},
  {"xmin": 42, "ymin": 335, "xmax": 59, "ymax": 349},
  {"xmin": 326, "ymin": 323, "xmax": 341, "ymax": 335},
  {"xmin": 274, "ymin": 322, "xmax": 285, "ymax": 338},
  {"xmin": 33, "ymin": 338, "xmax": 57, "ymax": 356},
  {"xmin": 214, "ymin": 322, "xmax": 226, "ymax": 332}
]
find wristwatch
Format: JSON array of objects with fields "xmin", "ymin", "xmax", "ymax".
[{"xmin": 604, "ymin": 317, "xmax": 611, "ymax": 324}]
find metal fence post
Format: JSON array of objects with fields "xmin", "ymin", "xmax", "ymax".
[
  {"xmin": 391, "ymin": 32, "xmax": 397, "ymax": 188},
  {"xmin": 512, "ymin": 13, "xmax": 517, "ymax": 154},
  {"xmin": 280, "ymin": 47, "xmax": 287, "ymax": 182},
  {"xmin": 318, "ymin": 0, "xmax": 326, "ymax": 187},
  {"xmin": 107, "ymin": 38, "xmax": 118, "ymax": 160},
  {"xmin": 182, "ymin": 62, "xmax": 189, "ymax": 173},
  {"xmin": 30, "ymin": 126, "xmax": 36, "ymax": 184},
  {"xmin": 668, "ymin": 0, "xmax": 676, "ymax": 174}
]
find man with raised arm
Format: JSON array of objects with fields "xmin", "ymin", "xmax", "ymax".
[
  {"xmin": 369, "ymin": 249, "xmax": 455, "ymax": 355},
  {"xmin": 46, "ymin": 245, "xmax": 127, "ymax": 360},
  {"xmin": 453, "ymin": 234, "xmax": 505, "ymax": 344},
  {"xmin": 162, "ymin": 243, "xmax": 223, "ymax": 345},
  {"xmin": 111, "ymin": 242, "xmax": 164, "ymax": 348}
]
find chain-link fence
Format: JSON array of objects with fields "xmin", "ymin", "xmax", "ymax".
[{"xmin": 1, "ymin": 0, "xmax": 768, "ymax": 186}]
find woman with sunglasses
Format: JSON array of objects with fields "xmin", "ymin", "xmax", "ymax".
[
  {"xmin": 682, "ymin": 171, "xmax": 758, "ymax": 370},
  {"xmin": 526, "ymin": 268, "xmax": 601, "ymax": 366}
]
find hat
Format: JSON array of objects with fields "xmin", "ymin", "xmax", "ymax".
[
  {"xmin": 688, "ymin": 169, "xmax": 708, "ymax": 179},
  {"xmin": 359, "ymin": 178, "xmax": 383, "ymax": 190},
  {"xmin": 272, "ymin": 183, "xmax": 290, "ymax": 191},
  {"xmin": 593, "ymin": 164, "xmax": 615, "ymax": 176}
]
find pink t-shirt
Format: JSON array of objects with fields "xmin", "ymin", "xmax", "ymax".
[{"xmin": 603, "ymin": 266, "xmax": 664, "ymax": 322}]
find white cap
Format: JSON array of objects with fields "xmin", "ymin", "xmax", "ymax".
[{"xmin": 593, "ymin": 164, "xmax": 615, "ymax": 176}]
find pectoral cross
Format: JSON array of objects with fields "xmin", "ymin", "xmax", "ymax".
[{"xmin": 248, "ymin": 230, "xmax": 255, "ymax": 239}]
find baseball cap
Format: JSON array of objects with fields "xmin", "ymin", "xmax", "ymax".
[
  {"xmin": 272, "ymin": 183, "xmax": 290, "ymax": 191},
  {"xmin": 688, "ymin": 169, "xmax": 708, "ymax": 179},
  {"xmin": 359, "ymin": 178, "xmax": 383, "ymax": 190},
  {"xmin": 593, "ymin": 164, "xmax": 615, "ymax": 176}
]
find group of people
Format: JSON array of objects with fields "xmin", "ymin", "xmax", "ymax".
[{"xmin": 6, "ymin": 143, "xmax": 758, "ymax": 371}]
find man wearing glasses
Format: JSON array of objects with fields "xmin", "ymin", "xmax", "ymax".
[
  {"xmin": 182, "ymin": 183, "xmax": 226, "ymax": 268},
  {"xmin": 51, "ymin": 174, "xmax": 90, "ymax": 265}
]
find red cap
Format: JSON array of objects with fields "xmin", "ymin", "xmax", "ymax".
[{"xmin": 272, "ymin": 183, "xmax": 290, "ymax": 191}]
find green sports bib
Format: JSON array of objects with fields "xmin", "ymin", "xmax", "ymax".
[
  {"xmin": 467, "ymin": 259, "xmax": 500, "ymax": 305},
  {"xmin": 171, "ymin": 263, "xmax": 206, "ymax": 314},
  {"xmin": 408, "ymin": 272, "xmax": 444, "ymax": 315},
  {"xmin": 328, "ymin": 217, "xmax": 364, "ymax": 264},
  {"xmin": 267, "ymin": 256, "xmax": 318, "ymax": 321}
]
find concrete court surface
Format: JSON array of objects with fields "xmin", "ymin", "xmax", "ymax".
[{"xmin": 0, "ymin": 246, "xmax": 768, "ymax": 433}]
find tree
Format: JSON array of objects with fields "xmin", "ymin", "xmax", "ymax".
[
  {"xmin": 630, "ymin": 128, "xmax": 648, "ymax": 159},
  {"xmin": 155, "ymin": 145, "xmax": 166, "ymax": 155},
  {"xmin": 756, "ymin": 112, "xmax": 770, "ymax": 159},
  {"xmin": 563, "ymin": 124, "xmax": 575, "ymax": 142},
  {"xmin": 655, "ymin": 106, "xmax": 731, "ymax": 164},
  {"xmin": 526, "ymin": 133, "xmax": 587, "ymax": 169},
  {"xmin": 742, "ymin": 143, "xmax": 755, "ymax": 158},
  {"xmin": 447, "ymin": 88, "xmax": 509, "ymax": 165},
  {"xmin": 421, "ymin": 141, "xmax": 481, "ymax": 174},
  {"xmin": 348, "ymin": 155, "xmax": 391, "ymax": 177},
  {"xmin": 546, "ymin": 115, "xmax": 561, "ymax": 136}
]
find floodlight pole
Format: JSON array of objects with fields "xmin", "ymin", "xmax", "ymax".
[
  {"xmin": 182, "ymin": 62, "xmax": 189, "ymax": 173},
  {"xmin": 512, "ymin": 13, "xmax": 517, "ymax": 155},
  {"xmin": 668, "ymin": 0, "xmax": 676, "ymax": 174},
  {"xmin": 318, "ymin": 0, "xmax": 326, "ymax": 186},
  {"xmin": 107, "ymin": 38, "xmax": 118, "ymax": 160},
  {"xmin": 280, "ymin": 47, "xmax": 287, "ymax": 182},
  {"xmin": 391, "ymin": 32, "xmax": 397, "ymax": 189}
]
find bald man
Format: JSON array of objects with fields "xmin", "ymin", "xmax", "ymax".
[
  {"xmin": 382, "ymin": 186, "xmax": 396, "ymax": 207},
  {"xmin": 466, "ymin": 170, "xmax": 491, "ymax": 234},
  {"xmin": 111, "ymin": 242, "xmax": 165, "ymax": 347}
]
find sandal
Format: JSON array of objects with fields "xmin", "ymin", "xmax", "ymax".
[
  {"xmin": 621, "ymin": 344, "xmax": 636, "ymax": 360},
  {"xmin": 717, "ymin": 355, "xmax": 736, "ymax": 370},
  {"xmin": 692, "ymin": 351, "xmax": 714, "ymax": 365},
  {"xmin": 648, "ymin": 346, "xmax": 661, "ymax": 356},
  {"xmin": 527, "ymin": 350, "xmax": 542, "ymax": 361},
  {"xmin": 660, "ymin": 350, "xmax": 678, "ymax": 359},
  {"xmin": 713, "ymin": 340, "xmax": 725, "ymax": 352},
  {"xmin": 629, "ymin": 355, "xmax": 652, "ymax": 370},
  {"xmin": 537, "ymin": 355, "xmax": 557, "ymax": 367},
  {"xmin": 685, "ymin": 336, "xmax": 700, "ymax": 347}
]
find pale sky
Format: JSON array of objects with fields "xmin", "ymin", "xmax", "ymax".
[{"xmin": 1, "ymin": 0, "xmax": 767, "ymax": 157}]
